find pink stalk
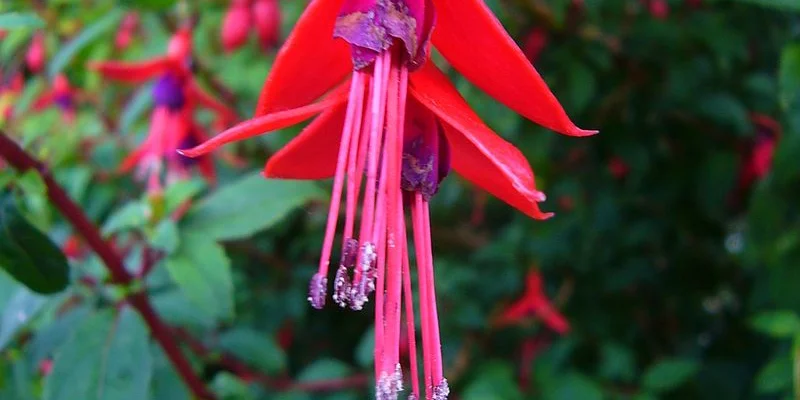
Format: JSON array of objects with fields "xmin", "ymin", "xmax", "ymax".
[
  {"xmin": 343, "ymin": 72, "xmax": 367, "ymax": 240},
  {"xmin": 401, "ymin": 220, "xmax": 421, "ymax": 398},
  {"xmin": 411, "ymin": 195, "xmax": 433, "ymax": 398},
  {"xmin": 310, "ymin": 73, "xmax": 365, "ymax": 308}
]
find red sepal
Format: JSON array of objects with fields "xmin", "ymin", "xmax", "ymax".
[
  {"xmin": 254, "ymin": 0, "xmax": 351, "ymax": 115},
  {"xmin": 431, "ymin": 0, "xmax": 596, "ymax": 137},
  {"xmin": 89, "ymin": 57, "xmax": 175, "ymax": 83},
  {"xmin": 409, "ymin": 61, "xmax": 554, "ymax": 220}
]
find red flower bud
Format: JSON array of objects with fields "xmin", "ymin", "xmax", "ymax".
[
  {"xmin": 522, "ymin": 28, "xmax": 548, "ymax": 64},
  {"xmin": 115, "ymin": 12, "xmax": 139, "ymax": 50},
  {"xmin": 253, "ymin": 0, "xmax": 281, "ymax": 50},
  {"xmin": 649, "ymin": 0, "xmax": 669, "ymax": 19},
  {"xmin": 26, "ymin": 33, "xmax": 46, "ymax": 74},
  {"xmin": 222, "ymin": 0, "xmax": 252, "ymax": 52}
]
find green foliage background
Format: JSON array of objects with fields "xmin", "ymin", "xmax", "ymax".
[{"xmin": 1, "ymin": 0, "xmax": 800, "ymax": 399}]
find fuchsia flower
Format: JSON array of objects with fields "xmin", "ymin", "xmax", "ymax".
[
  {"xmin": 25, "ymin": 32, "xmax": 46, "ymax": 74},
  {"xmin": 90, "ymin": 29, "xmax": 238, "ymax": 193},
  {"xmin": 732, "ymin": 114, "xmax": 781, "ymax": 203},
  {"xmin": 115, "ymin": 12, "xmax": 140, "ymax": 51},
  {"xmin": 497, "ymin": 270, "xmax": 570, "ymax": 334},
  {"xmin": 221, "ymin": 0, "xmax": 282, "ymax": 52},
  {"xmin": 182, "ymin": 0, "xmax": 594, "ymax": 398},
  {"xmin": 32, "ymin": 74, "xmax": 79, "ymax": 123}
]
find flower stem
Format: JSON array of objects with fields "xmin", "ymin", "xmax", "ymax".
[{"xmin": 0, "ymin": 131, "xmax": 215, "ymax": 400}]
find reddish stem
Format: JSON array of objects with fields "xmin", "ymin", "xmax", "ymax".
[{"xmin": 0, "ymin": 131, "xmax": 215, "ymax": 400}]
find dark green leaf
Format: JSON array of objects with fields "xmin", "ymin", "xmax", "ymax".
[
  {"xmin": 641, "ymin": 359, "xmax": 700, "ymax": 393},
  {"xmin": 44, "ymin": 308, "xmax": 153, "ymax": 400},
  {"xmin": 0, "ymin": 195, "xmax": 69, "ymax": 294},
  {"xmin": 218, "ymin": 328, "xmax": 286, "ymax": 374},
  {"xmin": 165, "ymin": 232, "xmax": 234, "ymax": 321},
  {"xmin": 184, "ymin": 172, "xmax": 325, "ymax": 241}
]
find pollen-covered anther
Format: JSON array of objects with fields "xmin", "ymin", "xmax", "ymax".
[
  {"xmin": 307, "ymin": 273, "xmax": 328, "ymax": 310},
  {"xmin": 349, "ymin": 242, "xmax": 377, "ymax": 311},
  {"xmin": 333, "ymin": 238, "xmax": 359, "ymax": 307},
  {"xmin": 432, "ymin": 379, "xmax": 450, "ymax": 400},
  {"xmin": 376, "ymin": 364, "xmax": 404, "ymax": 400}
]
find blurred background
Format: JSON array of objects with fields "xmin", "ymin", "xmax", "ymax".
[{"xmin": 1, "ymin": 0, "xmax": 800, "ymax": 399}]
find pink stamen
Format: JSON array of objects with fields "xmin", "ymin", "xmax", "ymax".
[
  {"xmin": 401, "ymin": 216, "xmax": 420, "ymax": 398},
  {"xmin": 309, "ymin": 73, "xmax": 366, "ymax": 309},
  {"xmin": 411, "ymin": 195, "xmax": 433, "ymax": 397}
]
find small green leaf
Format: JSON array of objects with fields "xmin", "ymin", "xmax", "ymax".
[
  {"xmin": 755, "ymin": 355, "xmax": 793, "ymax": 394},
  {"xmin": 101, "ymin": 201, "xmax": 150, "ymax": 236},
  {"xmin": 297, "ymin": 359, "xmax": 352, "ymax": 382},
  {"xmin": 150, "ymin": 344, "xmax": 191, "ymax": 400},
  {"xmin": 0, "ymin": 12, "xmax": 45, "ymax": 29},
  {"xmin": 44, "ymin": 308, "xmax": 153, "ymax": 400},
  {"xmin": 0, "ymin": 195, "xmax": 69, "ymax": 294},
  {"xmin": 184, "ymin": 172, "xmax": 324, "ymax": 241},
  {"xmin": 210, "ymin": 372, "xmax": 255, "ymax": 400},
  {"xmin": 750, "ymin": 311, "xmax": 800, "ymax": 338},
  {"xmin": 0, "ymin": 285, "xmax": 47, "ymax": 351},
  {"xmin": 165, "ymin": 232, "xmax": 234, "ymax": 321},
  {"xmin": 779, "ymin": 44, "xmax": 800, "ymax": 110},
  {"xmin": 164, "ymin": 178, "xmax": 206, "ymax": 213},
  {"xmin": 463, "ymin": 362, "xmax": 524, "ymax": 400},
  {"xmin": 218, "ymin": 328, "xmax": 286, "ymax": 374},
  {"xmin": 148, "ymin": 220, "xmax": 179, "ymax": 254},
  {"xmin": 48, "ymin": 9, "xmax": 124, "ymax": 78},
  {"xmin": 641, "ymin": 359, "xmax": 700, "ymax": 393}
]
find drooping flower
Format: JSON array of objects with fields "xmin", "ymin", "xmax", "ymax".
[
  {"xmin": 115, "ymin": 12, "xmax": 140, "ymax": 51},
  {"xmin": 25, "ymin": 32, "xmax": 46, "ymax": 74},
  {"xmin": 89, "ymin": 28, "xmax": 238, "ymax": 193},
  {"xmin": 496, "ymin": 269, "xmax": 570, "ymax": 334},
  {"xmin": 32, "ymin": 74, "xmax": 79, "ymax": 123},
  {"xmin": 220, "ymin": 0, "xmax": 282, "ymax": 52},
  {"xmin": 222, "ymin": 0, "xmax": 252, "ymax": 52},
  {"xmin": 729, "ymin": 114, "xmax": 781, "ymax": 208},
  {"xmin": 182, "ymin": 1, "xmax": 594, "ymax": 398}
]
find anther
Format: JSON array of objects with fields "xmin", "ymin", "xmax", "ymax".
[{"xmin": 307, "ymin": 273, "xmax": 328, "ymax": 310}]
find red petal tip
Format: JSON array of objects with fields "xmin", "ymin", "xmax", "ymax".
[
  {"xmin": 569, "ymin": 128, "xmax": 600, "ymax": 137},
  {"xmin": 176, "ymin": 149, "xmax": 197, "ymax": 158}
]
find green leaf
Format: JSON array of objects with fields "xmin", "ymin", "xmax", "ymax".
[
  {"xmin": 44, "ymin": 308, "xmax": 153, "ymax": 400},
  {"xmin": 751, "ymin": 311, "xmax": 800, "ymax": 338},
  {"xmin": 218, "ymin": 328, "xmax": 286, "ymax": 374},
  {"xmin": 0, "ymin": 12, "xmax": 45, "ymax": 29},
  {"xmin": 0, "ymin": 195, "xmax": 69, "ymax": 294},
  {"xmin": 779, "ymin": 44, "xmax": 800, "ymax": 110},
  {"xmin": 165, "ymin": 232, "xmax": 234, "ymax": 321},
  {"xmin": 210, "ymin": 372, "xmax": 255, "ymax": 400},
  {"xmin": 641, "ymin": 359, "xmax": 700, "ymax": 393},
  {"xmin": 542, "ymin": 373, "xmax": 604, "ymax": 400},
  {"xmin": 733, "ymin": 0, "xmax": 800, "ymax": 11},
  {"xmin": 148, "ymin": 220, "xmax": 179, "ymax": 254},
  {"xmin": 101, "ymin": 201, "xmax": 151, "ymax": 236},
  {"xmin": 0, "ymin": 285, "xmax": 47, "ymax": 351},
  {"xmin": 164, "ymin": 178, "xmax": 206, "ymax": 214},
  {"xmin": 463, "ymin": 362, "xmax": 523, "ymax": 400},
  {"xmin": 297, "ymin": 359, "xmax": 352, "ymax": 382},
  {"xmin": 355, "ymin": 326, "xmax": 375, "ymax": 368},
  {"xmin": 47, "ymin": 9, "xmax": 125, "ymax": 78},
  {"xmin": 756, "ymin": 355, "xmax": 793, "ymax": 394},
  {"xmin": 150, "ymin": 344, "xmax": 191, "ymax": 400},
  {"xmin": 184, "ymin": 172, "xmax": 324, "ymax": 241}
]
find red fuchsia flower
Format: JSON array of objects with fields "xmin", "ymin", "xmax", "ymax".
[
  {"xmin": 253, "ymin": 0, "xmax": 282, "ymax": 49},
  {"xmin": 731, "ymin": 114, "xmax": 781, "ymax": 206},
  {"xmin": 522, "ymin": 27, "xmax": 548, "ymax": 64},
  {"xmin": 115, "ymin": 12, "xmax": 140, "ymax": 51},
  {"xmin": 89, "ymin": 29, "xmax": 238, "ymax": 194},
  {"xmin": 25, "ymin": 32, "xmax": 46, "ymax": 74},
  {"xmin": 608, "ymin": 156, "xmax": 630, "ymax": 180},
  {"xmin": 32, "ymin": 74, "xmax": 79, "ymax": 123},
  {"xmin": 181, "ymin": 0, "xmax": 594, "ymax": 398},
  {"xmin": 222, "ymin": 0, "xmax": 253, "ymax": 52},
  {"xmin": 497, "ymin": 270, "xmax": 570, "ymax": 335},
  {"xmin": 647, "ymin": 0, "xmax": 669, "ymax": 19},
  {"xmin": 221, "ymin": 0, "xmax": 282, "ymax": 52}
]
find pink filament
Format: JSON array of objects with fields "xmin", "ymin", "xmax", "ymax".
[
  {"xmin": 411, "ymin": 195, "xmax": 432, "ymax": 397},
  {"xmin": 317, "ymin": 73, "xmax": 366, "ymax": 277},
  {"xmin": 343, "ymin": 72, "xmax": 367, "ymax": 240},
  {"xmin": 401, "ymin": 220, "xmax": 421, "ymax": 397}
]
